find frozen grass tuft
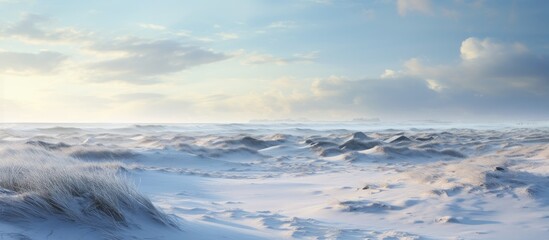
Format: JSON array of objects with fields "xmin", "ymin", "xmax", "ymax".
[{"xmin": 0, "ymin": 147, "xmax": 177, "ymax": 230}]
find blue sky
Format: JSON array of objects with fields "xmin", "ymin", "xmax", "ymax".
[{"xmin": 0, "ymin": 0, "xmax": 548, "ymax": 122}]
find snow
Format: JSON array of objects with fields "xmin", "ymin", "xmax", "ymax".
[{"xmin": 0, "ymin": 122, "xmax": 548, "ymax": 239}]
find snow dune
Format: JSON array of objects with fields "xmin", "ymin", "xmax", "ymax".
[{"xmin": 0, "ymin": 122, "xmax": 548, "ymax": 239}]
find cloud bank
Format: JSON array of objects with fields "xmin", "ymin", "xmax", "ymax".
[
  {"xmin": 1, "ymin": 14, "xmax": 230, "ymax": 84},
  {"xmin": 87, "ymin": 38, "xmax": 228, "ymax": 84},
  {"xmin": 295, "ymin": 37, "xmax": 549, "ymax": 120},
  {"xmin": 195, "ymin": 37, "xmax": 549, "ymax": 121},
  {"xmin": 406, "ymin": 37, "xmax": 549, "ymax": 94},
  {"xmin": 0, "ymin": 50, "xmax": 66, "ymax": 74}
]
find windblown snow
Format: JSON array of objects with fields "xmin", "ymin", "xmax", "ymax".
[{"xmin": 0, "ymin": 122, "xmax": 548, "ymax": 239}]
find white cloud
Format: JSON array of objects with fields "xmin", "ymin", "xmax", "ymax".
[
  {"xmin": 139, "ymin": 23, "xmax": 166, "ymax": 30},
  {"xmin": 380, "ymin": 69, "xmax": 398, "ymax": 78},
  {"xmin": 425, "ymin": 79, "xmax": 444, "ymax": 92},
  {"xmin": 396, "ymin": 0, "xmax": 432, "ymax": 16},
  {"xmin": 217, "ymin": 32, "xmax": 239, "ymax": 40},
  {"xmin": 460, "ymin": 37, "xmax": 527, "ymax": 60}
]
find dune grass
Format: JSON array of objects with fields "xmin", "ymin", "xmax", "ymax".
[{"xmin": 0, "ymin": 147, "xmax": 177, "ymax": 229}]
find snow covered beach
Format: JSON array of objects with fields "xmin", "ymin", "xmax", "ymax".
[{"xmin": 1, "ymin": 122, "xmax": 548, "ymax": 239}]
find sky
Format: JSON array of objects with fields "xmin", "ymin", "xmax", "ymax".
[{"xmin": 0, "ymin": 0, "xmax": 548, "ymax": 123}]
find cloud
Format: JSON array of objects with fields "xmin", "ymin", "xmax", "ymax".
[
  {"xmin": 1, "ymin": 13, "xmax": 230, "ymax": 85},
  {"xmin": 322, "ymin": 36, "xmax": 549, "ymax": 119},
  {"xmin": 208, "ymin": 36, "xmax": 549, "ymax": 120},
  {"xmin": 139, "ymin": 23, "xmax": 166, "ymax": 31},
  {"xmin": 308, "ymin": 76, "xmax": 439, "ymax": 113},
  {"xmin": 217, "ymin": 32, "xmax": 239, "ymax": 40},
  {"xmin": 380, "ymin": 69, "xmax": 398, "ymax": 79},
  {"xmin": 271, "ymin": 73, "xmax": 548, "ymax": 120},
  {"xmin": 163, "ymin": 76, "xmax": 439, "ymax": 121},
  {"xmin": 0, "ymin": 50, "xmax": 67, "ymax": 74},
  {"xmin": 160, "ymin": 37, "xmax": 548, "ymax": 121},
  {"xmin": 1, "ymin": 13, "xmax": 90, "ymax": 44},
  {"xmin": 459, "ymin": 37, "xmax": 527, "ymax": 60},
  {"xmin": 241, "ymin": 51, "xmax": 318, "ymax": 65},
  {"xmin": 425, "ymin": 79, "xmax": 444, "ymax": 92},
  {"xmin": 396, "ymin": 0, "xmax": 432, "ymax": 16},
  {"xmin": 87, "ymin": 38, "xmax": 229, "ymax": 84},
  {"xmin": 405, "ymin": 37, "xmax": 549, "ymax": 94}
]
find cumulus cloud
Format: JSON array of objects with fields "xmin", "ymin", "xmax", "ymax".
[
  {"xmin": 0, "ymin": 50, "xmax": 67, "ymax": 74},
  {"xmin": 320, "ymin": 36, "xmax": 549, "ymax": 119},
  {"xmin": 380, "ymin": 69, "xmax": 398, "ymax": 79},
  {"xmin": 87, "ymin": 38, "xmax": 229, "ymax": 84},
  {"xmin": 396, "ymin": 0, "xmax": 432, "ymax": 16},
  {"xmin": 405, "ymin": 37, "xmax": 549, "ymax": 94},
  {"xmin": 459, "ymin": 37, "xmax": 527, "ymax": 60}
]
